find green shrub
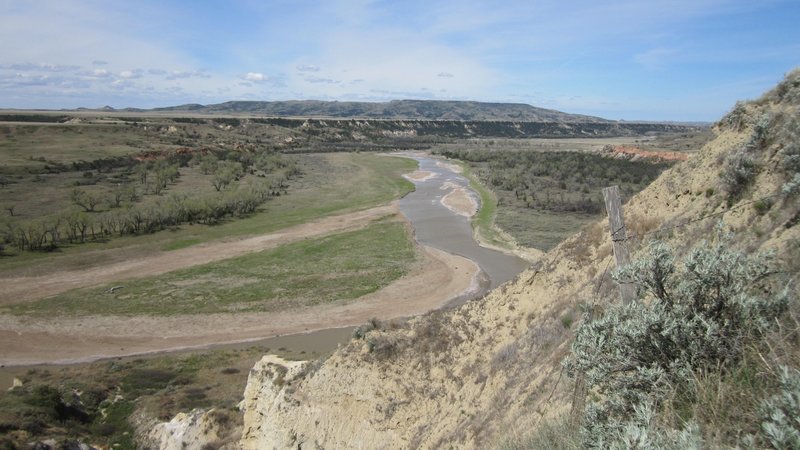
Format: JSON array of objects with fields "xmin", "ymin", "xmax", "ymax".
[
  {"xmin": 782, "ymin": 174, "xmax": 800, "ymax": 196},
  {"xmin": 353, "ymin": 317, "xmax": 383, "ymax": 340},
  {"xmin": 560, "ymin": 313, "xmax": 574, "ymax": 329},
  {"xmin": 760, "ymin": 366, "xmax": 800, "ymax": 449},
  {"xmin": 723, "ymin": 150, "xmax": 758, "ymax": 202},
  {"xmin": 784, "ymin": 142, "xmax": 800, "ymax": 174},
  {"xmin": 565, "ymin": 233, "xmax": 787, "ymax": 446},
  {"xmin": 781, "ymin": 138, "xmax": 800, "ymax": 196},
  {"xmin": 754, "ymin": 199, "xmax": 773, "ymax": 215}
]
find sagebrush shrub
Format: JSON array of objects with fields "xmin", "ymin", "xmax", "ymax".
[
  {"xmin": 723, "ymin": 149, "xmax": 758, "ymax": 201},
  {"xmin": 565, "ymin": 232, "xmax": 787, "ymax": 446},
  {"xmin": 760, "ymin": 366, "xmax": 800, "ymax": 449}
]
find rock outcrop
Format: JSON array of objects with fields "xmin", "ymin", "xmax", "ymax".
[
  {"xmin": 142, "ymin": 408, "xmax": 239, "ymax": 450},
  {"xmin": 236, "ymin": 70, "xmax": 800, "ymax": 448}
]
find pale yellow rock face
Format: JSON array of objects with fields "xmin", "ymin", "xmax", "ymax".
[
  {"xmin": 144, "ymin": 408, "xmax": 232, "ymax": 450},
  {"xmin": 237, "ymin": 72, "xmax": 800, "ymax": 449},
  {"xmin": 240, "ymin": 355, "xmax": 313, "ymax": 449}
]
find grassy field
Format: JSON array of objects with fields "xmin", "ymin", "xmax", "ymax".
[
  {"xmin": 0, "ymin": 122, "xmax": 418, "ymax": 447},
  {"xmin": 0, "ymin": 122, "xmax": 155, "ymax": 168},
  {"xmin": 494, "ymin": 207, "xmax": 597, "ymax": 250},
  {"xmin": 435, "ymin": 140, "xmax": 684, "ymax": 251},
  {"xmin": 461, "ymin": 159, "xmax": 598, "ymax": 251},
  {"xmin": 159, "ymin": 153, "xmax": 415, "ymax": 251},
  {"xmin": 443, "ymin": 156, "xmax": 596, "ymax": 253},
  {"xmin": 0, "ymin": 153, "xmax": 416, "ymax": 275},
  {"xmin": 7, "ymin": 221, "xmax": 416, "ymax": 316},
  {"xmin": 0, "ymin": 118, "xmax": 416, "ymax": 270}
]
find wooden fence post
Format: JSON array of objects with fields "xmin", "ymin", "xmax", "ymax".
[
  {"xmin": 602, "ymin": 185, "xmax": 636, "ymax": 304},
  {"xmin": 571, "ymin": 186, "xmax": 637, "ymax": 425}
]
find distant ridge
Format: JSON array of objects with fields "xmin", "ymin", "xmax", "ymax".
[{"xmin": 141, "ymin": 99, "xmax": 610, "ymax": 123}]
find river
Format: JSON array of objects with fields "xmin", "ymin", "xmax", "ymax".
[
  {"xmin": 397, "ymin": 154, "xmax": 529, "ymax": 291},
  {"xmin": 0, "ymin": 154, "xmax": 530, "ymax": 384}
]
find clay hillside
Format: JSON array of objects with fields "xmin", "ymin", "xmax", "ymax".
[
  {"xmin": 149, "ymin": 70, "xmax": 800, "ymax": 449},
  {"xmin": 146, "ymin": 99, "xmax": 609, "ymax": 122}
]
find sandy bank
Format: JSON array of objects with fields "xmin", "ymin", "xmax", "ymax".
[
  {"xmin": 0, "ymin": 161, "xmax": 490, "ymax": 365},
  {"xmin": 0, "ymin": 244, "xmax": 479, "ymax": 366},
  {"xmin": 440, "ymin": 182, "xmax": 479, "ymax": 217},
  {"xmin": 0, "ymin": 204, "xmax": 399, "ymax": 306},
  {"xmin": 403, "ymin": 170, "xmax": 436, "ymax": 182}
]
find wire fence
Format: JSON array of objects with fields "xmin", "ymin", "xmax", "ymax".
[{"xmin": 527, "ymin": 186, "xmax": 793, "ymax": 427}]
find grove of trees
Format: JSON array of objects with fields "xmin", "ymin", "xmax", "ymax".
[
  {"xmin": 436, "ymin": 148, "xmax": 671, "ymax": 214},
  {"xmin": 1, "ymin": 148, "xmax": 300, "ymax": 253}
]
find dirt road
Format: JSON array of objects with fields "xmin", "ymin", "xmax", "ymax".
[
  {"xmin": 0, "ymin": 245, "xmax": 478, "ymax": 365},
  {"xmin": 0, "ymin": 200, "xmax": 483, "ymax": 365},
  {"xmin": 0, "ymin": 204, "xmax": 399, "ymax": 305}
]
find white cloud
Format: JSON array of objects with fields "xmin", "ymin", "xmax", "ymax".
[
  {"xmin": 437, "ymin": 72, "xmax": 454, "ymax": 78},
  {"xmin": 239, "ymin": 72, "xmax": 286, "ymax": 88},
  {"xmin": 167, "ymin": 70, "xmax": 210, "ymax": 80},
  {"xmin": 86, "ymin": 69, "xmax": 112, "ymax": 78},
  {"xmin": 244, "ymin": 72, "xmax": 265, "ymax": 82},
  {"xmin": 305, "ymin": 76, "xmax": 339, "ymax": 84},
  {"xmin": 296, "ymin": 64, "xmax": 321, "ymax": 72},
  {"xmin": 0, "ymin": 63, "xmax": 80, "ymax": 72},
  {"xmin": 119, "ymin": 69, "xmax": 143, "ymax": 79}
]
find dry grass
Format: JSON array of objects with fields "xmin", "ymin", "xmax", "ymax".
[{"xmin": 0, "ymin": 344, "xmax": 316, "ymax": 449}]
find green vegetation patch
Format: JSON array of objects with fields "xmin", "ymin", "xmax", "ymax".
[
  {"xmin": 0, "ymin": 153, "xmax": 416, "ymax": 275},
  {"xmin": 0, "ymin": 345, "xmax": 291, "ymax": 449},
  {"xmin": 564, "ymin": 234, "xmax": 794, "ymax": 448},
  {"xmin": 8, "ymin": 221, "xmax": 416, "ymax": 316},
  {"xmin": 436, "ymin": 147, "xmax": 672, "ymax": 250},
  {"xmin": 458, "ymin": 163, "xmax": 508, "ymax": 249},
  {"xmin": 494, "ymin": 207, "xmax": 597, "ymax": 250}
]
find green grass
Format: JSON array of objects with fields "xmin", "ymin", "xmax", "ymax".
[
  {"xmin": 8, "ymin": 221, "xmax": 416, "ymax": 316},
  {"xmin": 155, "ymin": 153, "xmax": 414, "ymax": 251},
  {"xmin": 457, "ymin": 162, "xmax": 516, "ymax": 250},
  {"xmin": 0, "ymin": 123, "xmax": 150, "ymax": 168},
  {"xmin": 446, "ymin": 157, "xmax": 639, "ymax": 252},
  {"xmin": 495, "ymin": 207, "xmax": 597, "ymax": 251},
  {"xmin": 162, "ymin": 237, "xmax": 203, "ymax": 251},
  {"xmin": 0, "ymin": 153, "xmax": 417, "ymax": 275}
]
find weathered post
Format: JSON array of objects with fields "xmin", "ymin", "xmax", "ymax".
[
  {"xmin": 571, "ymin": 186, "xmax": 636, "ymax": 425},
  {"xmin": 602, "ymin": 185, "xmax": 636, "ymax": 304}
]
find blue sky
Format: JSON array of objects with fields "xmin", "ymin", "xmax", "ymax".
[{"xmin": 0, "ymin": 0, "xmax": 797, "ymax": 121}]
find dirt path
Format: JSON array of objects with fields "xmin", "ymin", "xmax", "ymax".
[
  {"xmin": 0, "ymin": 204, "xmax": 399, "ymax": 306},
  {"xmin": 0, "ymin": 245, "xmax": 478, "ymax": 365}
]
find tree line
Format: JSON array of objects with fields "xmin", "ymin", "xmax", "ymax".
[
  {"xmin": 435, "ymin": 148, "xmax": 672, "ymax": 214},
  {"xmin": 2, "ymin": 181, "xmax": 282, "ymax": 252},
  {"xmin": 1, "ymin": 148, "xmax": 300, "ymax": 253}
]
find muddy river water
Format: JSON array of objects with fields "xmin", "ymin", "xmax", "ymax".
[
  {"xmin": 217, "ymin": 154, "xmax": 529, "ymax": 353},
  {"xmin": 398, "ymin": 154, "xmax": 529, "ymax": 291},
  {"xmin": 0, "ymin": 155, "xmax": 529, "ymax": 385}
]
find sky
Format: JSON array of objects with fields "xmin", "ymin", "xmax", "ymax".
[{"xmin": 0, "ymin": 0, "xmax": 798, "ymax": 121}]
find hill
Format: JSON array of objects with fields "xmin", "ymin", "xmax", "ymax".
[
  {"xmin": 205, "ymin": 70, "xmax": 800, "ymax": 448},
  {"xmin": 145, "ymin": 99, "xmax": 609, "ymax": 122}
]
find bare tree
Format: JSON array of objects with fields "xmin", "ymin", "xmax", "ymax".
[{"xmin": 70, "ymin": 188, "xmax": 101, "ymax": 212}]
